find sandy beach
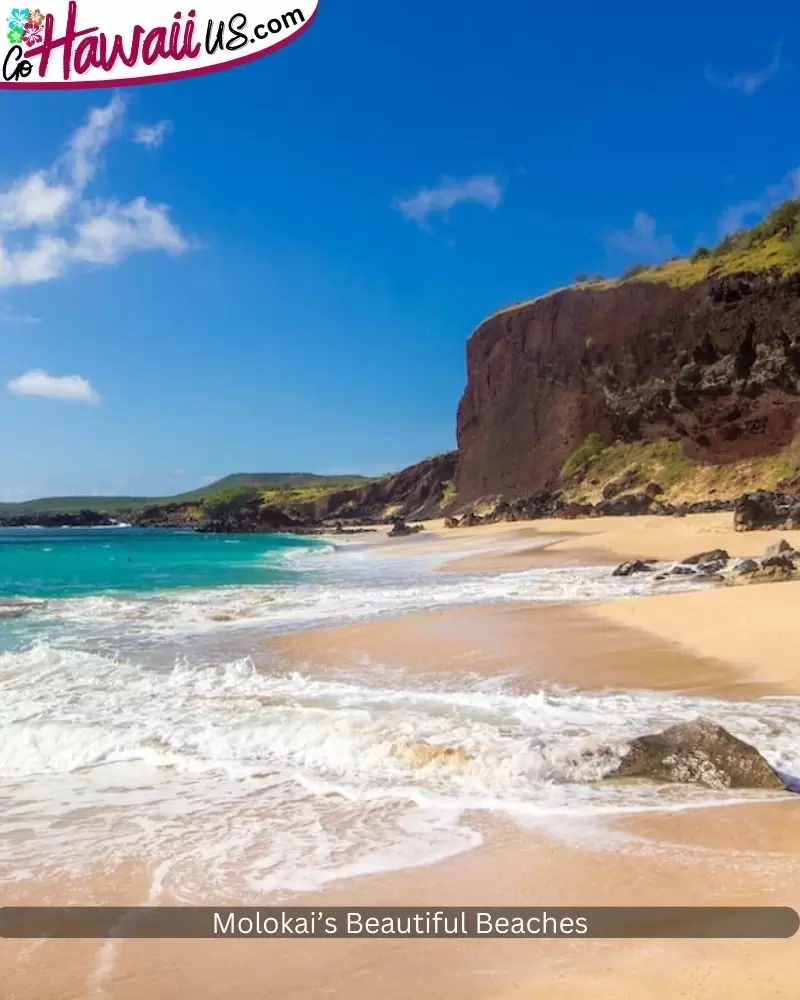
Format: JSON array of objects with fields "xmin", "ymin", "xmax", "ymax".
[
  {"xmin": 4, "ymin": 513, "xmax": 800, "ymax": 999},
  {"xmin": 354, "ymin": 512, "xmax": 800, "ymax": 689}
]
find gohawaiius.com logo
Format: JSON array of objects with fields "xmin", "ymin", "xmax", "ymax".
[{"xmin": 1, "ymin": 0, "xmax": 318, "ymax": 89}]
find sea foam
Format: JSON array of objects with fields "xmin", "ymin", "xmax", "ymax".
[{"xmin": 1, "ymin": 640, "xmax": 799, "ymax": 898}]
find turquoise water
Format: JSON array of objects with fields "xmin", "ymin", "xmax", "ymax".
[{"xmin": 0, "ymin": 527, "xmax": 320, "ymax": 599}]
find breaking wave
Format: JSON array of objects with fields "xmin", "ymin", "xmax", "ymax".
[{"xmin": 1, "ymin": 640, "xmax": 798, "ymax": 898}]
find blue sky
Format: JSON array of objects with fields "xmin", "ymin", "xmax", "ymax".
[{"xmin": 1, "ymin": 0, "xmax": 798, "ymax": 500}]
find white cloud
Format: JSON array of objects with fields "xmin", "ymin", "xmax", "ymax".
[
  {"xmin": 718, "ymin": 166, "xmax": 800, "ymax": 236},
  {"xmin": 74, "ymin": 197, "xmax": 188, "ymax": 265},
  {"xmin": 0, "ymin": 95, "xmax": 187, "ymax": 289},
  {"xmin": 7, "ymin": 370, "xmax": 101, "ymax": 405},
  {"xmin": 394, "ymin": 175, "xmax": 503, "ymax": 229},
  {"xmin": 62, "ymin": 94, "xmax": 126, "ymax": 189},
  {"xmin": 0, "ymin": 172, "xmax": 72, "ymax": 230},
  {"xmin": 604, "ymin": 212, "xmax": 677, "ymax": 260},
  {"xmin": 705, "ymin": 44, "xmax": 781, "ymax": 96},
  {"xmin": 133, "ymin": 120, "xmax": 172, "ymax": 148}
]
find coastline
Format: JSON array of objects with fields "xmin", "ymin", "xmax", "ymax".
[
  {"xmin": 339, "ymin": 513, "xmax": 800, "ymax": 689},
  {"xmin": 3, "ymin": 513, "xmax": 800, "ymax": 999}
]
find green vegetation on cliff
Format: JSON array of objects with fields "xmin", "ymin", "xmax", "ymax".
[
  {"xmin": 201, "ymin": 486, "xmax": 263, "ymax": 521},
  {"xmin": 559, "ymin": 438, "xmax": 800, "ymax": 505},
  {"xmin": 476, "ymin": 197, "xmax": 800, "ymax": 331},
  {"xmin": 560, "ymin": 432, "xmax": 608, "ymax": 477},
  {"xmin": 619, "ymin": 197, "xmax": 800, "ymax": 289}
]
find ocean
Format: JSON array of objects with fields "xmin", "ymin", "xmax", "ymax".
[{"xmin": 2, "ymin": 526, "xmax": 799, "ymax": 901}]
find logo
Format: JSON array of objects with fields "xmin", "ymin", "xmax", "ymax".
[{"xmin": 1, "ymin": 1, "xmax": 318, "ymax": 88}]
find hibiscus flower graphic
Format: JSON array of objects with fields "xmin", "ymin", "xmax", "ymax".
[
  {"xmin": 27, "ymin": 7, "xmax": 44, "ymax": 26},
  {"xmin": 23, "ymin": 21, "xmax": 41, "ymax": 44},
  {"xmin": 7, "ymin": 25, "xmax": 24, "ymax": 44},
  {"xmin": 7, "ymin": 8, "xmax": 30, "ymax": 31}
]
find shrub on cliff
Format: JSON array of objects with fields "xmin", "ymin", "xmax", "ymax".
[
  {"xmin": 713, "ymin": 199, "xmax": 800, "ymax": 257},
  {"xmin": 691, "ymin": 246, "xmax": 710, "ymax": 262},
  {"xmin": 201, "ymin": 486, "xmax": 262, "ymax": 521},
  {"xmin": 441, "ymin": 480, "xmax": 457, "ymax": 507},
  {"xmin": 621, "ymin": 263, "xmax": 649, "ymax": 280},
  {"xmin": 561, "ymin": 432, "xmax": 608, "ymax": 478},
  {"xmin": 758, "ymin": 199, "xmax": 800, "ymax": 239}
]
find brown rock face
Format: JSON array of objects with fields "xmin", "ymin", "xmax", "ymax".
[
  {"xmin": 607, "ymin": 717, "xmax": 786, "ymax": 791},
  {"xmin": 456, "ymin": 273, "xmax": 800, "ymax": 502},
  {"xmin": 734, "ymin": 491, "xmax": 800, "ymax": 531},
  {"xmin": 302, "ymin": 452, "xmax": 458, "ymax": 523}
]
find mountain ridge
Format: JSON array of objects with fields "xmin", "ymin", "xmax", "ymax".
[{"xmin": 0, "ymin": 472, "xmax": 371, "ymax": 515}]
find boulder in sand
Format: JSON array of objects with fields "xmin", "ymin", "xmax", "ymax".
[
  {"xmin": 729, "ymin": 557, "xmax": 760, "ymax": 577},
  {"xmin": 388, "ymin": 519, "xmax": 424, "ymax": 538},
  {"xmin": 762, "ymin": 538, "xmax": 794, "ymax": 559},
  {"xmin": 612, "ymin": 559, "xmax": 657, "ymax": 578},
  {"xmin": 726, "ymin": 555, "xmax": 798, "ymax": 585},
  {"xmin": 680, "ymin": 549, "xmax": 730, "ymax": 566},
  {"xmin": 734, "ymin": 492, "xmax": 800, "ymax": 532},
  {"xmin": 605, "ymin": 717, "xmax": 786, "ymax": 791}
]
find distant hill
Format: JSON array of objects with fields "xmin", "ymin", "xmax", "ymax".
[
  {"xmin": 0, "ymin": 473, "xmax": 372, "ymax": 516},
  {"xmin": 168, "ymin": 472, "xmax": 371, "ymax": 502}
]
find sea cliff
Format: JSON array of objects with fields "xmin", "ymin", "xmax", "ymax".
[{"xmin": 456, "ymin": 271, "xmax": 800, "ymax": 503}]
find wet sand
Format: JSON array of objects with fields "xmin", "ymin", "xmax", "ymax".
[
  {"xmin": 271, "ymin": 601, "xmax": 778, "ymax": 698},
  {"xmin": 4, "ymin": 800, "xmax": 799, "ymax": 1000},
  {"xmin": 5, "ymin": 513, "xmax": 800, "ymax": 999}
]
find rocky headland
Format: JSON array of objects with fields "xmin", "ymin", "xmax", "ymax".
[
  {"xmin": 4, "ymin": 208, "xmax": 800, "ymax": 535},
  {"xmin": 456, "ymin": 271, "xmax": 800, "ymax": 503}
]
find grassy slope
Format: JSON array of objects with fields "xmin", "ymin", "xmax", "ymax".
[
  {"xmin": 475, "ymin": 207, "xmax": 800, "ymax": 330},
  {"xmin": 619, "ymin": 234, "xmax": 800, "ymax": 290},
  {"xmin": 560, "ymin": 439, "xmax": 800, "ymax": 506},
  {"xmin": 0, "ymin": 473, "xmax": 371, "ymax": 516}
]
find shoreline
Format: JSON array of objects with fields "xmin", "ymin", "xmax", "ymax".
[
  {"xmin": 264, "ymin": 515, "xmax": 800, "ymax": 999},
  {"xmin": 3, "ymin": 513, "xmax": 800, "ymax": 999},
  {"xmin": 333, "ymin": 513, "xmax": 800, "ymax": 689}
]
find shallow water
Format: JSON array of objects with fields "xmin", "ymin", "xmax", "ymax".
[{"xmin": 1, "ymin": 527, "xmax": 797, "ymax": 900}]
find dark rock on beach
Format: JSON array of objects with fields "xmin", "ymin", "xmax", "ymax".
[
  {"xmin": 612, "ymin": 559, "xmax": 656, "ymax": 577},
  {"xmin": 593, "ymin": 492, "xmax": 657, "ymax": 517},
  {"xmin": 606, "ymin": 717, "xmax": 787, "ymax": 791},
  {"xmin": 762, "ymin": 538, "xmax": 795, "ymax": 558},
  {"xmin": 729, "ymin": 557, "xmax": 760, "ymax": 577},
  {"xmin": 734, "ymin": 491, "xmax": 800, "ymax": 532},
  {"xmin": 388, "ymin": 519, "xmax": 424, "ymax": 538},
  {"xmin": 727, "ymin": 554, "xmax": 798, "ymax": 584},
  {"xmin": 669, "ymin": 563, "xmax": 700, "ymax": 576},
  {"xmin": 680, "ymin": 549, "xmax": 730, "ymax": 566}
]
